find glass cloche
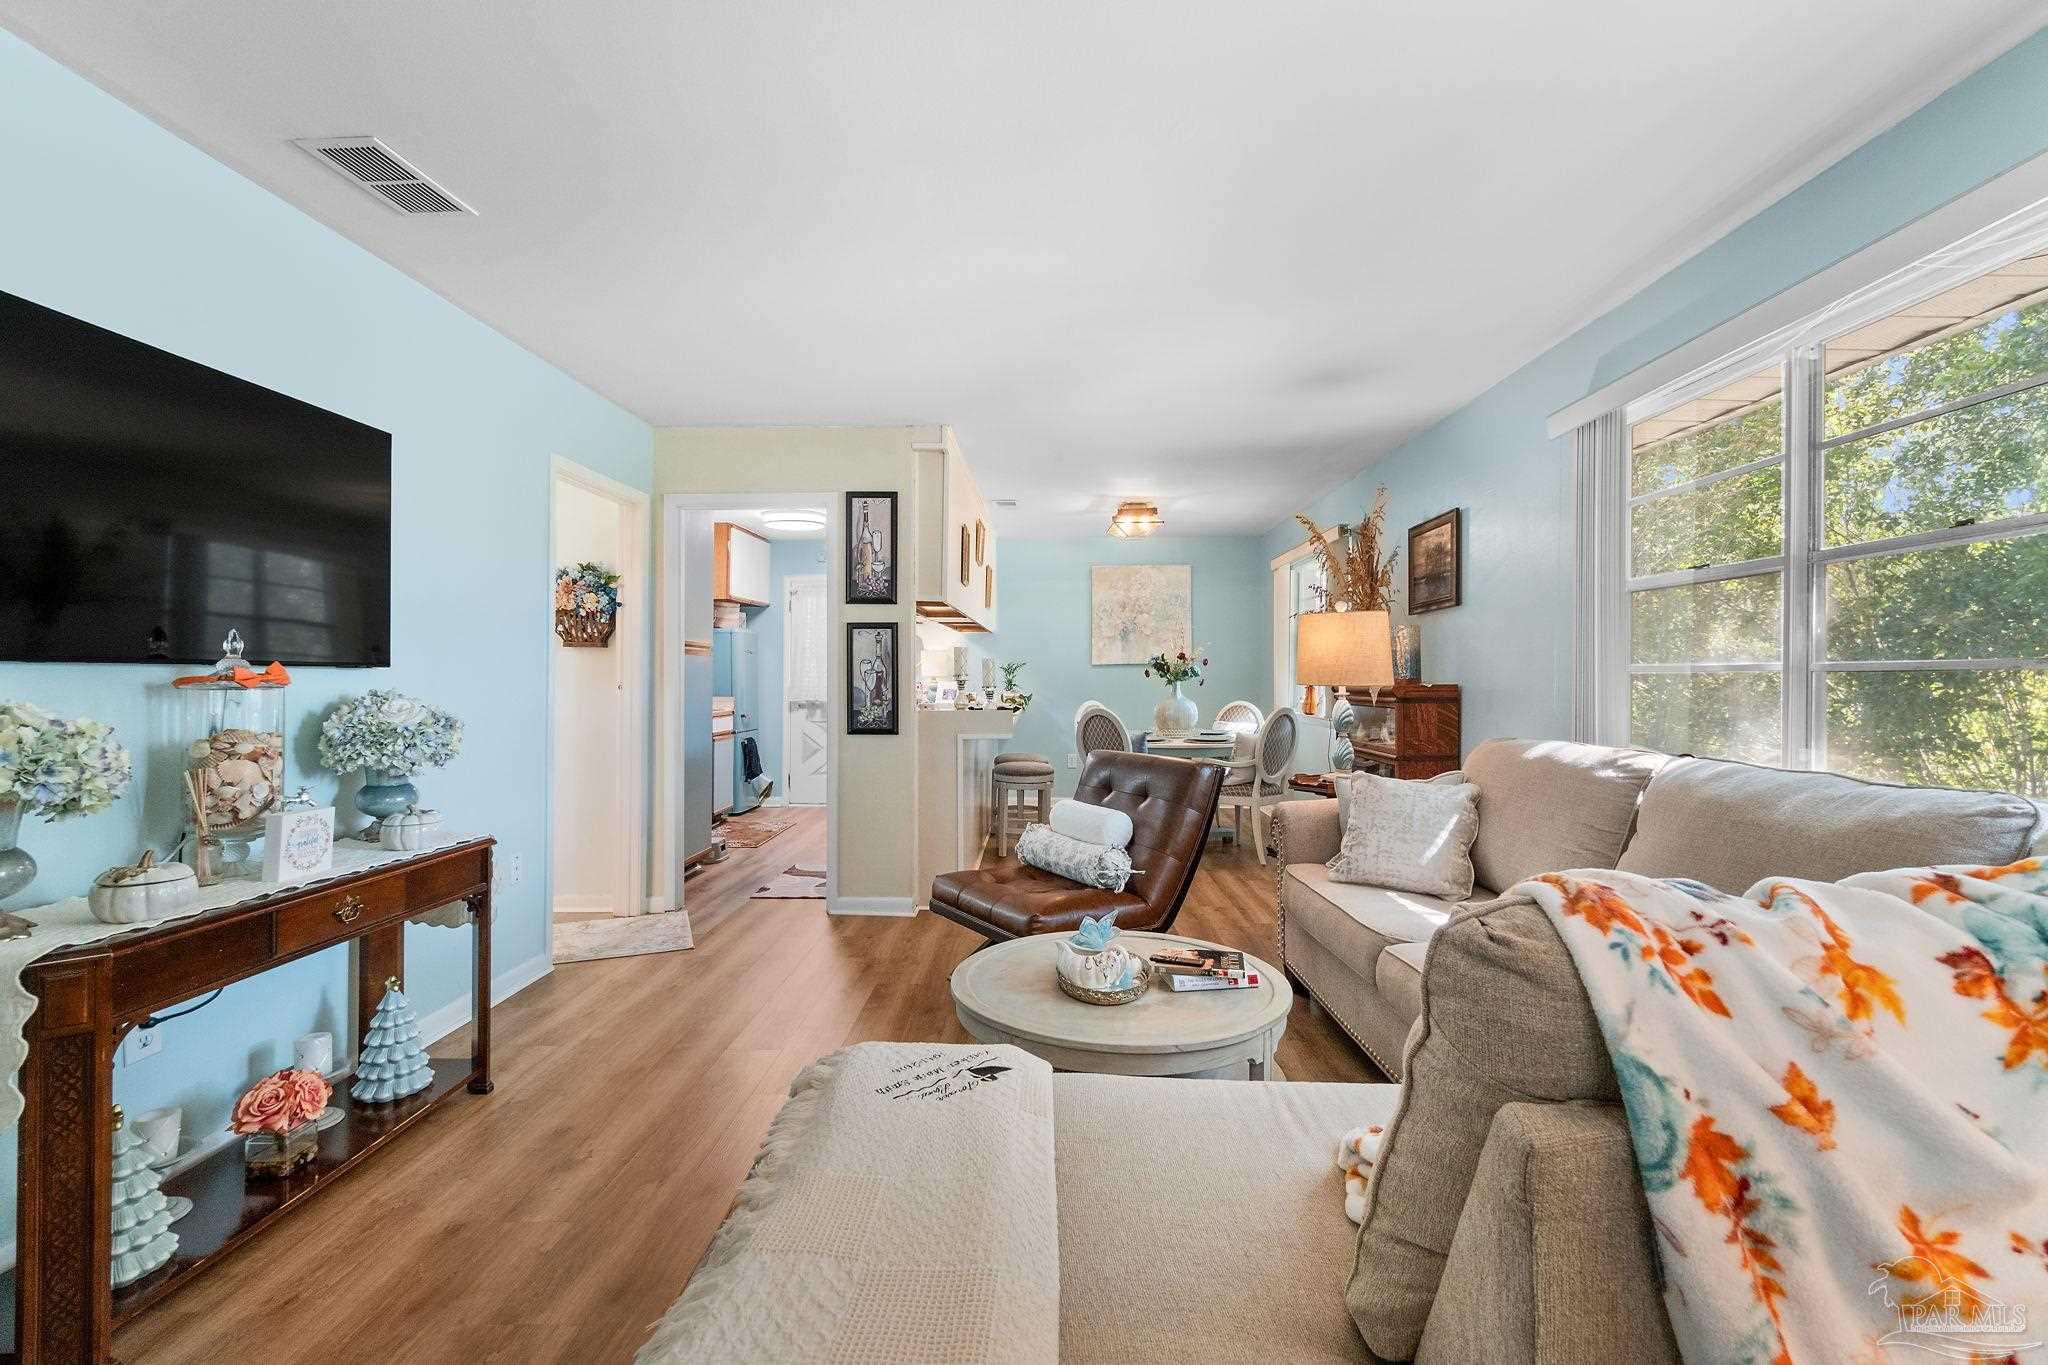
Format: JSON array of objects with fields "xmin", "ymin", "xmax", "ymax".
[{"xmin": 172, "ymin": 630, "xmax": 291, "ymax": 880}]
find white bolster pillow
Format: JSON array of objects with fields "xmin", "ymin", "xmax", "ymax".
[
  {"xmin": 1049, "ymin": 798, "xmax": 1133, "ymax": 850},
  {"xmin": 1015, "ymin": 825, "xmax": 1135, "ymax": 892}
]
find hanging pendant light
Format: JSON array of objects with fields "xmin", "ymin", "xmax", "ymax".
[{"xmin": 1107, "ymin": 500, "xmax": 1164, "ymax": 538}]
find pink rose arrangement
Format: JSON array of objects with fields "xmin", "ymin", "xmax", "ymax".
[{"xmin": 229, "ymin": 1067, "xmax": 332, "ymax": 1135}]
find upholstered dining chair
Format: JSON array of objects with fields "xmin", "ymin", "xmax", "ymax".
[
  {"xmin": 1073, "ymin": 701, "xmax": 1131, "ymax": 764},
  {"xmin": 1213, "ymin": 698, "xmax": 1265, "ymax": 788},
  {"xmin": 1216, "ymin": 707, "xmax": 1297, "ymax": 864},
  {"xmin": 929, "ymin": 750, "xmax": 1225, "ymax": 943},
  {"xmin": 1213, "ymin": 699, "xmax": 1263, "ymax": 733}
]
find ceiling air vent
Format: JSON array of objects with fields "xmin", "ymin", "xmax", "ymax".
[
  {"xmin": 993, "ymin": 499, "xmax": 1018, "ymax": 509},
  {"xmin": 293, "ymin": 137, "xmax": 475, "ymax": 216}
]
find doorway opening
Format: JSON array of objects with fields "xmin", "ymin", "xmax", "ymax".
[
  {"xmin": 546, "ymin": 457, "xmax": 658, "ymax": 964},
  {"xmin": 658, "ymin": 494, "xmax": 835, "ymax": 929}
]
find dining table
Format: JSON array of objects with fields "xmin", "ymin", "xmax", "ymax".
[{"xmin": 1130, "ymin": 729, "xmax": 1241, "ymax": 759}]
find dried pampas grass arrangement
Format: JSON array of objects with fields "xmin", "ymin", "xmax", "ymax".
[{"xmin": 1294, "ymin": 488, "xmax": 1398, "ymax": 612}]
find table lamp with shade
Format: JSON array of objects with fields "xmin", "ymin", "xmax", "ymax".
[{"xmin": 1296, "ymin": 609, "xmax": 1395, "ymax": 719}]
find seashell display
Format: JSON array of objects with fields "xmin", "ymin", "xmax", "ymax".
[{"xmin": 186, "ymin": 728, "xmax": 285, "ymax": 833}]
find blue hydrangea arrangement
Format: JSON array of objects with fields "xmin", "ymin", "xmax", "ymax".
[
  {"xmin": 317, "ymin": 690, "xmax": 464, "ymax": 778},
  {"xmin": 0, "ymin": 701, "xmax": 133, "ymax": 820}
]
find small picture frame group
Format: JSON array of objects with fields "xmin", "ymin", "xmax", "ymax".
[
  {"xmin": 847, "ymin": 621, "xmax": 899, "ymax": 735},
  {"xmin": 845, "ymin": 491, "xmax": 897, "ymax": 604}
]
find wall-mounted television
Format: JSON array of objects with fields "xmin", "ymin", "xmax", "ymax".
[{"xmin": 0, "ymin": 288, "xmax": 392, "ymax": 666}]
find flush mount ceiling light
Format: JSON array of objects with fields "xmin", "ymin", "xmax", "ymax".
[
  {"xmin": 1106, "ymin": 500, "xmax": 1164, "ymax": 538},
  {"xmin": 759, "ymin": 509, "xmax": 827, "ymax": 531}
]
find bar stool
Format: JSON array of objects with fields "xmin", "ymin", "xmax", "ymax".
[{"xmin": 991, "ymin": 756, "xmax": 1055, "ymax": 856}]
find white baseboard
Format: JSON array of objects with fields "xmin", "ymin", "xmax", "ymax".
[
  {"xmin": 0, "ymin": 953, "xmax": 554, "ymax": 1273},
  {"xmin": 645, "ymin": 894, "xmax": 675, "ymax": 914},
  {"xmin": 828, "ymin": 896, "xmax": 915, "ymax": 917},
  {"xmin": 415, "ymin": 951, "xmax": 553, "ymax": 1045},
  {"xmin": 552, "ymin": 893, "xmax": 615, "ymax": 915}
]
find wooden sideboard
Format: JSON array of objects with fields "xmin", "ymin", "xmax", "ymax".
[
  {"xmin": 4, "ymin": 838, "xmax": 495, "ymax": 1363},
  {"xmin": 1349, "ymin": 683, "xmax": 1461, "ymax": 779}
]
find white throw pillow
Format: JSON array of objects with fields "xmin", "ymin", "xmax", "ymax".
[
  {"xmin": 1335, "ymin": 768, "xmax": 1463, "ymax": 829},
  {"xmin": 1327, "ymin": 771, "xmax": 1481, "ymax": 899}
]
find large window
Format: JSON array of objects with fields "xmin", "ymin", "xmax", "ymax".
[
  {"xmin": 1285, "ymin": 555, "xmax": 1329, "ymax": 711},
  {"xmin": 1613, "ymin": 252, "xmax": 2048, "ymax": 796}
]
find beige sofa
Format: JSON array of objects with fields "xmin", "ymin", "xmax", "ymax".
[{"xmin": 1273, "ymin": 738, "xmax": 2047, "ymax": 1078}]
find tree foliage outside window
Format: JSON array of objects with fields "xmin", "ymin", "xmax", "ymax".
[{"xmin": 1624, "ymin": 270, "xmax": 2048, "ymax": 798}]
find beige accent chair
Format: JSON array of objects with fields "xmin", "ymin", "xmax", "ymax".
[
  {"xmin": 1072, "ymin": 700, "xmax": 1129, "ymax": 764},
  {"xmin": 1217, "ymin": 707, "xmax": 1296, "ymax": 864}
]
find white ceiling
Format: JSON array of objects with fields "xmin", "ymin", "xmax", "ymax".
[{"xmin": 5, "ymin": 3, "xmax": 2042, "ymax": 537}]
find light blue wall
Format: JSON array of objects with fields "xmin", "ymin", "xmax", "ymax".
[
  {"xmin": 0, "ymin": 28, "xmax": 651, "ymax": 1248},
  {"xmin": 988, "ymin": 537, "xmax": 1270, "ymax": 795},
  {"xmin": 748, "ymin": 538, "xmax": 829, "ymax": 798},
  {"xmin": 1261, "ymin": 26, "xmax": 2048, "ymax": 754}
]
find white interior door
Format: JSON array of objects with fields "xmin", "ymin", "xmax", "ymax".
[{"xmin": 783, "ymin": 573, "xmax": 829, "ymax": 806}]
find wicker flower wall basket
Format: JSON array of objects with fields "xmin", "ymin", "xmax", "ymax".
[{"xmin": 555, "ymin": 609, "xmax": 617, "ymax": 648}]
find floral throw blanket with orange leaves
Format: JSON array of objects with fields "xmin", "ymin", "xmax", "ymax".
[{"xmin": 1520, "ymin": 860, "xmax": 2048, "ymax": 1365}]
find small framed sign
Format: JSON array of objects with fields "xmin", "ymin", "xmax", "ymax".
[
  {"xmin": 263, "ymin": 800, "xmax": 336, "ymax": 882},
  {"xmin": 847, "ymin": 621, "xmax": 900, "ymax": 735}
]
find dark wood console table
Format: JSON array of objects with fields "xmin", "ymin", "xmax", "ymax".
[
  {"xmin": 4, "ymin": 837, "xmax": 494, "ymax": 1363},
  {"xmin": 1350, "ymin": 682, "xmax": 1461, "ymax": 779}
]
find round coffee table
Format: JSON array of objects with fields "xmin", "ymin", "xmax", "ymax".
[{"xmin": 950, "ymin": 930, "xmax": 1291, "ymax": 1079}]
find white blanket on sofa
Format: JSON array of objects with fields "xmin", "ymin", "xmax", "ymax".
[
  {"xmin": 639, "ymin": 1041, "xmax": 1060, "ymax": 1364},
  {"xmin": 1521, "ymin": 860, "xmax": 2048, "ymax": 1365}
]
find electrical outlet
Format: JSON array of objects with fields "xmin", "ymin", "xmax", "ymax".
[
  {"xmin": 506, "ymin": 852, "xmax": 523, "ymax": 886},
  {"xmin": 1066, "ymin": 754, "xmax": 1078, "ymax": 769},
  {"xmin": 120, "ymin": 1027, "xmax": 164, "ymax": 1066}
]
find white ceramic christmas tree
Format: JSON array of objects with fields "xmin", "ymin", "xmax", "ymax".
[
  {"xmin": 351, "ymin": 978, "xmax": 432, "ymax": 1103},
  {"xmin": 110, "ymin": 1107, "xmax": 178, "ymax": 1288}
]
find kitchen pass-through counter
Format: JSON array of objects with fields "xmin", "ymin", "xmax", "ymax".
[{"xmin": 914, "ymin": 706, "xmax": 1020, "ymax": 909}]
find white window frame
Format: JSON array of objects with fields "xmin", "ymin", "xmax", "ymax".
[{"xmin": 1579, "ymin": 210, "xmax": 2048, "ymax": 769}]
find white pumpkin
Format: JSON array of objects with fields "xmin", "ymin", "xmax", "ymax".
[
  {"xmin": 88, "ymin": 850, "xmax": 199, "ymax": 925},
  {"xmin": 378, "ymin": 806, "xmax": 444, "ymax": 852}
]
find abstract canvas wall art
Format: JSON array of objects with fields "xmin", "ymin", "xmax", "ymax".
[{"xmin": 1090, "ymin": 563, "xmax": 1190, "ymax": 665}]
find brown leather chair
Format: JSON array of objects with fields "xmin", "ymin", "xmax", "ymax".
[{"xmin": 930, "ymin": 750, "xmax": 1225, "ymax": 943}]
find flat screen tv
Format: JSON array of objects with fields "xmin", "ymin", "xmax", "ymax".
[{"xmin": 0, "ymin": 288, "xmax": 392, "ymax": 666}]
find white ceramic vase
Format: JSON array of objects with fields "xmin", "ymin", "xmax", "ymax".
[{"xmin": 1153, "ymin": 682, "xmax": 1198, "ymax": 737}]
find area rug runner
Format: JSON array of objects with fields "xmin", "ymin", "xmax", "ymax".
[
  {"xmin": 1520, "ymin": 860, "xmax": 2048, "ymax": 1364},
  {"xmin": 749, "ymin": 866, "xmax": 827, "ymax": 900},
  {"xmin": 552, "ymin": 911, "xmax": 695, "ymax": 963},
  {"xmin": 717, "ymin": 806, "xmax": 803, "ymax": 848},
  {"xmin": 640, "ymin": 1041, "xmax": 1059, "ymax": 1363}
]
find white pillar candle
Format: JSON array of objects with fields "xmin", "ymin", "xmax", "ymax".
[{"xmin": 294, "ymin": 1031, "xmax": 335, "ymax": 1075}]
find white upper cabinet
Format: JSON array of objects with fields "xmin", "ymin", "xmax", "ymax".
[
  {"xmin": 714, "ymin": 522, "xmax": 771, "ymax": 605},
  {"xmin": 914, "ymin": 428, "xmax": 996, "ymax": 632}
]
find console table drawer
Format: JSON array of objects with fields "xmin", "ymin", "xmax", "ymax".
[{"xmin": 275, "ymin": 876, "xmax": 409, "ymax": 956}]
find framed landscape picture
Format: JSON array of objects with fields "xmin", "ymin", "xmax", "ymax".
[
  {"xmin": 847, "ymin": 621, "xmax": 899, "ymax": 735},
  {"xmin": 845, "ymin": 491, "xmax": 897, "ymax": 604},
  {"xmin": 1407, "ymin": 508, "xmax": 1462, "ymax": 614}
]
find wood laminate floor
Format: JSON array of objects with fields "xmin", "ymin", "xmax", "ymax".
[{"xmin": 115, "ymin": 807, "xmax": 1378, "ymax": 1363}]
